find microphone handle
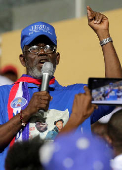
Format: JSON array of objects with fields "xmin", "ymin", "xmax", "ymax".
[
  {"xmin": 38, "ymin": 73, "xmax": 51, "ymax": 117},
  {"xmin": 41, "ymin": 73, "xmax": 50, "ymax": 91}
]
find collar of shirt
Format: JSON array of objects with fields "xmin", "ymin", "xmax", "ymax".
[{"xmin": 27, "ymin": 78, "xmax": 61, "ymax": 90}]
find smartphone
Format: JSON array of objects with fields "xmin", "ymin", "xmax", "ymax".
[{"xmin": 88, "ymin": 78, "xmax": 122, "ymax": 105}]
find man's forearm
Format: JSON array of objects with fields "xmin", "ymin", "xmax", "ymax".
[
  {"xmin": 58, "ymin": 87, "xmax": 97, "ymax": 135},
  {"xmin": 0, "ymin": 114, "xmax": 22, "ymax": 150},
  {"xmin": 102, "ymin": 42, "xmax": 122, "ymax": 78},
  {"xmin": 97, "ymin": 30, "xmax": 122, "ymax": 78},
  {"xmin": 59, "ymin": 113, "xmax": 84, "ymax": 134},
  {"xmin": 0, "ymin": 110, "xmax": 30, "ymax": 150}
]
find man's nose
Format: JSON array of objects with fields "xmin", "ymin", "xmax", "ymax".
[{"xmin": 38, "ymin": 47, "xmax": 46, "ymax": 55}]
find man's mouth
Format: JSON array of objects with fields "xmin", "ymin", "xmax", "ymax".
[{"xmin": 38, "ymin": 57, "xmax": 49, "ymax": 64}]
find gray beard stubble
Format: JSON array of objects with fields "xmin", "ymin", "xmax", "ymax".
[{"xmin": 25, "ymin": 60, "xmax": 56, "ymax": 79}]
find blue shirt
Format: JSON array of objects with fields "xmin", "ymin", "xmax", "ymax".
[{"xmin": 0, "ymin": 80, "xmax": 114, "ymax": 170}]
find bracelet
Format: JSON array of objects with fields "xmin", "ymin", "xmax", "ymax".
[
  {"xmin": 20, "ymin": 110, "xmax": 27, "ymax": 127},
  {"xmin": 100, "ymin": 37, "xmax": 113, "ymax": 46}
]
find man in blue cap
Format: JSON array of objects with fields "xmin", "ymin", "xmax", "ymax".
[{"xmin": 0, "ymin": 6, "xmax": 122, "ymax": 170}]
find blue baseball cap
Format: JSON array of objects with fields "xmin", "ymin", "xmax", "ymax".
[{"xmin": 21, "ymin": 21, "xmax": 57, "ymax": 50}]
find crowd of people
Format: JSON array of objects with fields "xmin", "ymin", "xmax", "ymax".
[{"xmin": 0, "ymin": 5, "xmax": 122, "ymax": 170}]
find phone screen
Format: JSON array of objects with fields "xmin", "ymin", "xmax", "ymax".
[{"xmin": 88, "ymin": 78, "xmax": 122, "ymax": 105}]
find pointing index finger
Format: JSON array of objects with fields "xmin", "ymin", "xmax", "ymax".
[
  {"xmin": 84, "ymin": 86, "xmax": 91, "ymax": 95},
  {"xmin": 87, "ymin": 6, "xmax": 95, "ymax": 20}
]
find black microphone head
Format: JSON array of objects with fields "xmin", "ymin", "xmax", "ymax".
[{"xmin": 41, "ymin": 62, "xmax": 54, "ymax": 76}]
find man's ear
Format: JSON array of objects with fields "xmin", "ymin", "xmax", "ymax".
[
  {"xmin": 19, "ymin": 54, "xmax": 26, "ymax": 67},
  {"xmin": 56, "ymin": 52, "xmax": 60, "ymax": 65}
]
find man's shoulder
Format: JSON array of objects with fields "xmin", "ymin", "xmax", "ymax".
[
  {"xmin": 60, "ymin": 83, "xmax": 87, "ymax": 92},
  {"xmin": 66, "ymin": 83, "xmax": 86, "ymax": 88},
  {"xmin": 54, "ymin": 80, "xmax": 87, "ymax": 93}
]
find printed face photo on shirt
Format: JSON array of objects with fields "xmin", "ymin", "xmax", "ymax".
[
  {"xmin": 54, "ymin": 119, "xmax": 64, "ymax": 131},
  {"xmin": 29, "ymin": 109, "xmax": 69, "ymax": 140},
  {"xmin": 35, "ymin": 121, "xmax": 48, "ymax": 132}
]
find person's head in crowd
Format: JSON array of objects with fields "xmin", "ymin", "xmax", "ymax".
[
  {"xmin": 91, "ymin": 121, "xmax": 108, "ymax": 141},
  {"xmin": 1, "ymin": 65, "xmax": 18, "ymax": 82},
  {"xmin": 106, "ymin": 110, "xmax": 122, "ymax": 170},
  {"xmin": 5, "ymin": 136, "xmax": 44, "ymax": 170},
  {"xmin": 107, "ymin": 110, "xmax": 122, "ymax": 156},
  {"xmin": 39, "ymin": 132, "xmax": 112, "ymax": 170},
  {"xmin": 19, "ymin": 22, "xmax": 60, "ymax": 78}
]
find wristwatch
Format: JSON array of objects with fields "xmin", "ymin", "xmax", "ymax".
[{"xmin": 100, "ymin": 37, "xmax": 113, "ymax": 46}]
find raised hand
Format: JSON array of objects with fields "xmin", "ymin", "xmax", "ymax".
[
  {"xmin": 59, "ymin": 86, "xmax": 98, "ymax": 134},
  {"xmin": 87, "ymin": 6, "xmax": 109, "ymax": 39}
]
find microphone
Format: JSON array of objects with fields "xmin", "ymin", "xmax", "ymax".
[
  {"xmin": 38, "ymin": 62, "xmax": 54, "ymax": 118},
  {"xmin": 40, "ymin": 62, "xmax": 54, "ymax": 91}
]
